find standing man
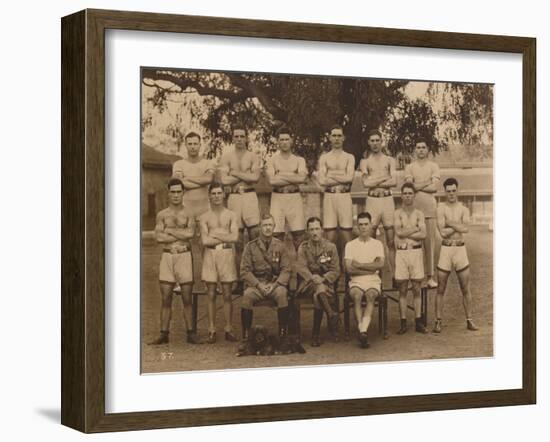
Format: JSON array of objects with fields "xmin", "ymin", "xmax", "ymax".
[
  {"xmin": 295, "ymin": 217, "xmax": 341, "ymax": 347},
  {"xmin": 219, "ymin": 125, "xmax": 262, "ymax": 270},
  {"xmin": 360, "ymin": 130, "xmax": 396, "ymax": 271},
  {"xmin": 265, "ymin": 126, "xmax": 308, "ymax": 250},
  {"xmin": 316, "ymin": 125, "xmax": 355, "ymax": 257},
  {"xmin": 433, "ymin": 178, "xmax": 478, "ymax": 333},
  {"xmin": 172, "ymin": 131, "xmax": 214, "ymax": 219},
  {"xmin": 199, "ymin": 183, "xmax": 239, "ymax": 343},
  {"xmin": 394, "ymin": 183, "xmax": 428, "ymax": 334},
  {"xmin": 344, "ymin": 212, "xmax": 385, "ymax": 348},
  {"xmin": 404, "ymin": 139, "xmax": 441, "ymax": 288},
  {"xmin": 149, "ymin": 178, "xmax": 199, "ymax": 345},
  {"xmin": 239, "ymin": 214, "xmax": 292, "ymax": 342}
]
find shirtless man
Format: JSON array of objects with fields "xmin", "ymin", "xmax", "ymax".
[
  {"xmin": 316, "ymin": 125, "xmax": 355, "ymax": 256},
  {"xmin": 199, "ymin": 183, "xmax": 240, "ymax": 343},
  {"xmin": 404, "ymin": 139, "xmax": 441, "ymax": 288},
  {"xmin": 265, "ymin": 126, "xmax": 308, "ymax": 250},
  {"xmin": 394, "ymin": 183, "xmax": 428, "ymax": 334},
  {"xmin": 219, "ymin": 125, "xmax": 262, "ymax": 271},
  {"xmin": 433, "ymin": 178, "xmax": 478, "ymax": 333},
  {"xmin": 149, "ymin": 178, "xmax": 199, "ymax": 345},
  {"xmin": 172, "ymin": 131, "xmax": 214, "ymax": 218},
  {"xmin": 360, "ymin": 130, "xmax": 396, "ymax": 271}
]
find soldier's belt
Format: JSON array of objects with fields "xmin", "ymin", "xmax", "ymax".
[
  {"xmin": 324, "ymin": 184, "xmax": 351, "ymax": 193},
  {"xmin": 367, "ymin": 189, "xmax": 393, "ymax": 198},
  {"xmin": 396, "ymin": 244, "xmax": 422, "ymax": 251},
  {"xmin": 163, "ymin": 244, "xmax": 191, "ymax": 254},
  {"xmin": 441, "ymin": 239, "xmax": 465, "ymax": 247},
  {"xmin": 273, "ymin": 185, "xmax": 300, "ymax": 194},
  {"xmin": 231, "ymin": 187, "xmax": 255, "ymax": 194},
  {"xmin": 206, "ymin": 243, "xmax": 233, "ymax": 250}
]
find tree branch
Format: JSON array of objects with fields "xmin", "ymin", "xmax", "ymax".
[{"xmin": 142, "ymin": 69, "xmax": 251, "ymax": 101}]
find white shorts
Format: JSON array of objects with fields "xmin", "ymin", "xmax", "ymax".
[
  {"xmin": 365, "ymin": 196, "xmax": 395, "ymax": 228},
  {"xmin": 227, "ymin": 192, "xmax": 260, "ymax": 229},
  {"xmin": 159, "ymin": 252, "xmax": 193, "ymax": 284},
  {"xmin": 437, "ymin": 245, "xmax": 469, "ymax": 273},
  {"xmin": 270, "ymin": 192, "xmax": 305, "ymax": 233},
  {"xmin": 323, "ymin": 192, "xmax": 353, "ymax": 229},
  {"xmin": 395, "ymin": 248, "xmax": 425, "ymax": 281},
  {"xmin": 201, "ymin": 247, "xmax": 238, "ymax": 283},
  {"xmin": 348, "ymin": 278, "xmax": 381, "ymax": 296}
]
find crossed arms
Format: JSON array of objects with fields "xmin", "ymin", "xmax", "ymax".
[
  {"xmin": 155, "ymin": 213, "xmax": 195, "ymax": 243},
  {"xmin": 199, "ymin": 213, "xmax": 239, "ymax": 247},
  {"xmin": 394, "ymin": 211, "xmax": 427, "ymax": 241},
  {"xmin": 219, "ymin": 152, "xmax": 261, "ymax": 186},
  {"xmin": 437, "ymin": 205, "xmax": 470, "ymax": 238},
  {"xmin": 172, "ymin": 163, "xmax": 214, "ymax": 189},
  {"xmin": 316, "ymin": 154, "xmax": 355, "ymax": 186},
  {"xmin": 360, "ymin": 157, "xmax": 397, "ymax": 189},
  {"xmin": 345, "ymin": 256, "xmax": 385, "ymax": 276},
  {"xmin": 265, "ymin": 158, "xmax": 308, "ymax": 186}
]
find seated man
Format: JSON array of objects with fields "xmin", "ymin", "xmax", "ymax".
[
  {"xmin": 240, "ymin": 214, "xmax": 292, "ymax": 342},
  {"xmin": 344, "ymin": 211, "xmax": 385, "ymax": 348},
  {"xmin": 295, "ymin": 217, "xmax": 341, "ymax": 347}
]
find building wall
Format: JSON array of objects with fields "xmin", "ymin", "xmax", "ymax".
[{"xmin": 142, "ymin": 165, "xmax": 493, "ymax": 231}]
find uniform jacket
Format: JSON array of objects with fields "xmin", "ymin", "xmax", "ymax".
[
  {"xmin": 295, "ymin": 238, "xmax": 340, "ymax": 289},
  {"xmin": 240, "ymin": 237, "xmax": 291, "ymax": 288}
]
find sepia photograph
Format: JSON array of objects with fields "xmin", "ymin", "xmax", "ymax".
[{"xmin": 140, "ymin": 67, "xmax": 493, "ymax": 374}]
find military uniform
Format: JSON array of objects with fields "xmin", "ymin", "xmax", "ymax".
[
  {"xmin": 295, "ymin": 238, "xmax": 341, "ymax": 345},
  {"xmin": 295, "ymin": 238, "xmax": 340, "ymax": 308},
  {"xmin": 239, "ymin": 236, "xmax": 292, "ymax": 339}
]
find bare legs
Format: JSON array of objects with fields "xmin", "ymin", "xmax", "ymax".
[
  {"xmin": 434, "ymin": 267, "xmax": 476, "ymax": 332},
  {"xmin": 206, "ymin": 282, "xmax": 235, "ymax": 334}
]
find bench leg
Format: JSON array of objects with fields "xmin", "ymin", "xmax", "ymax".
[
  {"xmin": 421, "ymin": 287, "xmax": 428, "ymax": 327},
  {"xmin": 288, "ymin": 299, "xmax": 301, "ymax": 340},
  {"xmin": 344, "ymin": 295, "xmax": 350, "ymax": 340},
  {"xmin": 192, "ymin": 292, "xmax": 198, "ymax": 333},
  {"xmin": 378, "ymin": 296, "xmax": 383, "ymax": 335},
  {"xmin": 383, "ymin": 296, "xmax": 389, "ymax": 339}
]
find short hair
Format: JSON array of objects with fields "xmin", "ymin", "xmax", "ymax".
[
  {"xmin": 306, "ymin": 216, "xmax": 323, "ymax": 229},
  {"xmin": 231, "ymin": 125, "xmax": 248, "ymax": 136},
  {"xmin": 260, "ymin": 213, "xmax": 275, "ymax": 224},
  {"xmin": 401, "ymin": 182, "xmax": 416, "ymax": 194},
  {"xmin": 184, "ymin": 131, "xmax": 201, "ymax": 142},
  {"xmin": 443, "ymin": 177, "xmax": 459, "ymax": 189},
  {"xmin": 357, "ymin": 211, "xmax": 372, "ymax": 223},
  {"xmin": 276, "ymin": 125, "xmax": 292, "ymax": 138},
  {"xmin": 167, "ymin": 178, "xmax": 184, "ymax": 190},
  {"xmin": 329, "ymin": 124, "xmax": 344, "ymax": 134},
  {"xmin": 367, "ymin": 129, "xmax": 382, "ymax": 139},
  {"xmin": 415, "ymin": 138, "xmax": 428, "ymax": 147},
  {"xmin": 208, "ymin": 182, "xmax": 224, "ymax": 194}
]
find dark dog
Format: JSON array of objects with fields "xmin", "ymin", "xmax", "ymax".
[{"xmin": 236, "ymin": 325, "xmax": 306, "ymax": 357}]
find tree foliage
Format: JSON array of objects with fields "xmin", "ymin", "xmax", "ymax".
[{"xmin": 142, "ymin": 68, "xmax": 493, "ymax": 170}]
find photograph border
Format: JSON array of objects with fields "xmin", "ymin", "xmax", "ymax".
[{"xmin": 61, "ymin": 8, "xmax": 536, "ymax": 433}]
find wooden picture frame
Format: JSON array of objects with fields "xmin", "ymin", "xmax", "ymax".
[{"xmin": 61, "ymin": 9, "xmax": 536, "ymax": 433}]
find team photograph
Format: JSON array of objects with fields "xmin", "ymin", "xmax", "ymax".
[{"xmin": 140, "ymin": 68, "xmax": 493, "ymax": 373}]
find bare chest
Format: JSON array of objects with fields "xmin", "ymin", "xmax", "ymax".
[
  {"xmin": 207, "ymin": 210, "xmax": 231, "ymax": 231},
  {"xmin": 326, "ymin": 153, "xmax": 348, "ymax": 171},
  {"xmin": 228, "ymin": 151, "xmax": 254, "ymax": 172},
  {"xmin": 366, "ymin": 156, "xmax": 391, "ymax": 176},
  {"xmin": 273, "ymin": 156, "xmax": 299, "ymax": 173}
]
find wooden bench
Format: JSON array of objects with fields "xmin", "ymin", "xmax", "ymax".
[{"xmin": 342, "ymin": 279, "xmax": 432, "ymax": 339}]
